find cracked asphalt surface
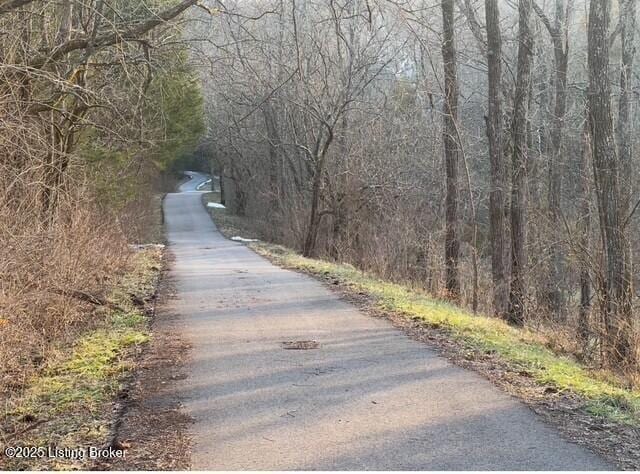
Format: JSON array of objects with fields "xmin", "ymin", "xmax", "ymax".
[{"xmin": 163, "ymin": 171, "xmax": 613, "ymax": 470}]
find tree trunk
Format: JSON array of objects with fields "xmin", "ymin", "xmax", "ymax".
[
  {"xmin": 485, "ymin": 0, "xmax": 508, "ymax": 317},
  {"xmin": 220, "ymin": 173, "xmax": 226, "ymax": 206},
  {"xmin": 578, "ymin": 112, "xmax": 592, "ymax": 344},
  {"xmin": 587, "ymin": 0, "xmax": 634, "ymax": 367},
  {"xmin": 617, "ymin": 0, "xmax": 635, "ymax": 356},
  {"xmin": 302, "ymin": 129, "xmax": 334, "ymax": 258},
  {"xmin": 441, "ymin": 0, "xmax": 460, "ymax": 301},
  {"xmin": 617, "ymin": 0, "xmax": 635, "ymax": 214},
  {"xmin": 302, "ymin": 158, "xmax": 323, "ymax": 257},
  {"xmin": 546, "ymin": 0, "xmax": 570, "ymax": 318},
  {"xmin": 508, "ymin": 0, "xmax": 533, "ymax": 326},
  {"xmin": 263, "ymin": 106, "xmax": 282, "ymax": 203},
  {"xmin": 56, "ymin": 0, "xmax": 73, "ymax": 44}
]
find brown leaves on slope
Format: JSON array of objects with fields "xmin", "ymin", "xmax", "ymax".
[{"xmin": 0, "ymin": 181, "xmax": 129, "ymax": 401}]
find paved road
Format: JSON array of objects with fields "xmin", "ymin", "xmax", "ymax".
[
  {"xmin": 163, "ymin": 172, "xmax": 613, "ymax": 470},
  {"xmin": 179, "ymin": 171, "xmax": 212, "ymax": 192}
]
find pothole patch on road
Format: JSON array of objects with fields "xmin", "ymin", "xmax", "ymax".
[{"xmin": 281, "ymin": 340, "xmax": 320, "ymax": 350}]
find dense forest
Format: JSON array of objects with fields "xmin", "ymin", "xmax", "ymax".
[
  {"xmin": 0, "ymin": 0, "xmax": 640, "ymax": 471},
  {"xmin": 0, "ymin": 0, "xmax": 203, "ymax": 387},
  {"xmin": 2, "ymin": 0, "xmax": 640, "ymax": 468},
  {"xmin": 1, "ymin": 0, "xmax": 638, "ymax": 410},
  {"xmin": 195, "ymin": 0, "xmax": 639, "ymax": 373}
]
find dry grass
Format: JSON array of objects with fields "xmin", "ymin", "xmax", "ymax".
[
  {"xmin": 1, "ymin": 247, "xmax": 163, "ymax": 470},
  {"xmin": 0, "ymin": 142, "xmax": 171, "ymax": 400},
  {"xmin": 0, "ymin": 180, "xmax": 131, "ymax": 407},
  {"xmin": 0, "ymin": 124, "xmax": 168, "ymax": 466}
]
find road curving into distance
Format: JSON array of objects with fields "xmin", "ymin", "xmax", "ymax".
[{"xmin": 178, "ymin": 170, "xmax": 212, "ymax": 193}]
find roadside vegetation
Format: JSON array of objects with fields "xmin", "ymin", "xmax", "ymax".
[
  {"xmin": 254, "ymin": 243, "xmax": 640, "ymax": 425},
  {"xmin": 1, "ymin": 248, "xmax": 163, "ymax": 470},
  {"xmin": 204, "ymin": 194, "xmax": 640, "ymax": 427},
  {"xmin": 0, "ymin": 0, "xmax": 204, "ymax": 466}
]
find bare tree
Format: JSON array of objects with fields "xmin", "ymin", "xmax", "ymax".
[
  {"xmin": 578, "ymin": 107, "xmax": 592, "ymax": 344},
  {"xmin": 1, "ymin": 0, "xmax": 198, "ymax": 218},
  {"xmin": 508, "ymin": 0, "xmax": 533, "ymax": 326},
  {"xmin": 587, "ymin": 0, "xmax": 634, "ymax": 366},
  {"xmin": 485, "ymin": 0, "xmax": 508, "ymax": 317},
  {"xmin": 533, "ymin": 0, "xmax": 573, "ymax": 317},
  {"xmin": 441, "ymin": 0, "xmax": 461, "ymax": 300},
  {"xmin": 197, "ymin": 0, "xmax": 640, "ymax": 372},
  {"xmin": 617, "ymin": 0, "xmax": 636, "ymax": 213}
]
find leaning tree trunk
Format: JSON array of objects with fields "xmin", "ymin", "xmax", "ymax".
[
  {"xmin": 508, "ymin": 0, "xmax": 533, "ymax": 326},
  {"xmin": 485, "ymin": 0, "xmax": 508, "ymax": 317},
  {"xmin": 441, "ymin": 0, "xmax": 460, "ymax": 301},
  {"xmin": 587, "ymin": 0, "xmax": 634, "ymax": 367}
]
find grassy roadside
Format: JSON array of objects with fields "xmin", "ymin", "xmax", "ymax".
[
  {"xmin": 201, "ymin": 193, "xmax": 640, "ymax": 427},
  {"xmin": 252, "ymin": 243, "xmax": 640, "ymax": 425},
  {"xmin": 1, "ymin": 246, "xmax": 163, "ymax": 470}
]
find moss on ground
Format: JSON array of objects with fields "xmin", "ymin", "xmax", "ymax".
[
  {"xmin": 246, "ymin": 242, "xmax": 640, "ymax": 425},
  {"xmin": 2, "ymin": 247, "xmax": 162, "ymax": 469}
]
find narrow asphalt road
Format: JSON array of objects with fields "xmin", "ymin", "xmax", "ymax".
[
  {"xmin": 163, "ymin": 172, "xmax": 612, "ymax": 470},
  {"xmin": 179, "ymin": 170, "xmax": 212, "ymax": 192}
]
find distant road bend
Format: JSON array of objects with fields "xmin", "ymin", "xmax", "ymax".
[
  {"xmin": 162, "ymin": 171, "xmax": 613, "ymax": 470},
  {"xmin": 179, "ymin": 170, "xmax": 212, "ymax": 192}
]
